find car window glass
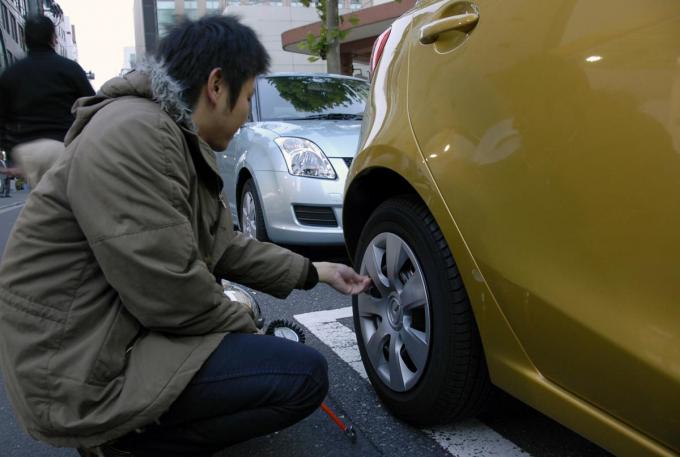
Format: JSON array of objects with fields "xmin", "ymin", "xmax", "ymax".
[{"xmin": 257, "ymin": 76, "xmax": 369, "ymax": 121}]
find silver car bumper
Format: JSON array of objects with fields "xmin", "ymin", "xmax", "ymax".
[{"xmin": 257, "ymin": 158, "xmax": 349, "ymax": 245}]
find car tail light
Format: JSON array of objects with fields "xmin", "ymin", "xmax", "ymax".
[{"xmin": 369, "ymin": 27, "xmax": 391, "ymax": 80}]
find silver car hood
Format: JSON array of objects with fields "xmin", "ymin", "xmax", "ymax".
[{"xmin": 257, "ymin": 120, "xmax": 361, "ymax": 158}]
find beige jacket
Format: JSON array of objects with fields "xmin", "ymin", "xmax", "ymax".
[{"xmin": 0, "ymin": 67, "xmax": 309, "ymax": 448}]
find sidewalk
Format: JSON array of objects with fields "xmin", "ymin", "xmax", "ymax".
[{"xmin": 0, "ymin": 188, "xmax": 29, "ymax": 211}]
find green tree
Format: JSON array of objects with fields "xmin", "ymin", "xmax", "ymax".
[{"xmin": 299, "ymin": 0, "xmax": 359, "ymax": 74}]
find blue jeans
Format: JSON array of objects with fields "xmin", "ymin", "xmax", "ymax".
[{"xmin": 115, "ymin": 333, "xmax": 329, "ymax": 456}]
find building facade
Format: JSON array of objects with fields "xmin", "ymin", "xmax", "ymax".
[
  {"xmin": 282, "ymin": 0, "xmax": 416, "ymax": 76},
  {"xmin": 226, "ymin": 0, "xmax": 364, "ymax": 73},
  {"xmin": 1, "ymin": 0, "xmax": 30, "ymax": 70},
  {"xmin": 134, "ymin": 0, "xmax": 228, "ymax": 59},
  {"xmin": 134, "ymin": 0, "xmax": 364, "ymax": 73},
  {"xmin": 47, "ymin": 12, "xmax": 77, "ymax": 60},
  {"xmin": 1, "ymin": 0, "xmax": 79, "ymax": 72},
  {"xmin": 120, "ymin": 46, "xmax": 137, "ymax": 76}
]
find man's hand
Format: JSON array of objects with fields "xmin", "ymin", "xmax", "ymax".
[{"xmin": 313, "ymin": 262, "xmax": 371, "ymax": 295}]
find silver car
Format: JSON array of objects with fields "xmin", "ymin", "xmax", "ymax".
[{"xmin": 218, "ymin": 73, "xmax": 369, "ymax": 245}]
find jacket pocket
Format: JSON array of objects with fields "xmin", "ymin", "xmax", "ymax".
[{"xmin": 87, "ymin": 306, "xmax": 141, "ymax": 384}]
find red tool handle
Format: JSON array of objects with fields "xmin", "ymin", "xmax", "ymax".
[{"xmin": 320, "ymin": 402, "xmax": 347, "ymax": 431}]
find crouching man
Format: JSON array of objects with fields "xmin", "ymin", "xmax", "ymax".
[{"xmin": 0, "ymin": 15, "xmax": 370, "ymax": 457}]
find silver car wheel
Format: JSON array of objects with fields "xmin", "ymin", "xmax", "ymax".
[
  {"xmin": 241, "ymin": 191, "xmax": 258, "ymax": 239},
  {"xmin": 358, "ymin": 232, "xmax": 431, "ymax": 392}
]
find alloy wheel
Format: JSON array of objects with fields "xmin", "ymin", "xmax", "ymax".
[{"xmin": 241, "ymin": 191, "xmax": 258, "ymax": 239}]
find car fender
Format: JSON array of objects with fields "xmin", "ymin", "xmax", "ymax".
[
  {"xmin": 345, "ymin": 143, "xmax": 540, "ymax": 393},
  {"xmin": 232, "ymin": 127, "xmax": 288, "ymax": 231},
  {"xmin": 241, "ymin": 125, "xmax": 288, "ymax": 173}
]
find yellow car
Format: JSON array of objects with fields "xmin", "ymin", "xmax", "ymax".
[{"xmin": 343, "ymin": 1, "xmax": 680, "ymax": 456}]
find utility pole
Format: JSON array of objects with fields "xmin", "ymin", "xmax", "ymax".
[{"xmin": 325, "ymin": 0, "xmax": 341, "ymax": 74}]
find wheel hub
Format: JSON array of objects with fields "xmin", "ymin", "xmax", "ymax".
[
  {"xmin": 387, "ymin": 294, "xmax": 403, "ymax": 329},
  {"xmin": 358, "ymin": 232, "xmax": 431, "ymax": 392},
  {"xmin": 242, "ymin": 192, "xmax": 257, "ymax": 239}
]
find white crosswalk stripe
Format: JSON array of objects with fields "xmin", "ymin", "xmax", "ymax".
[
  {"xmin": 295, "ymin": 307, "xmax": 530, "ymax": 457},
  {"xmin": 0, "ymin": 203, "xmax": 24, "ymax": 215}
]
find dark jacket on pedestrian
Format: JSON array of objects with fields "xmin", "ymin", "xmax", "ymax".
[
  {"xmin": 0, "ymin": 46, "xmax": 94, "ymax": 152},
  {"xmin": 0, "ymin": 63, "xmax": 310, "ymax": 448}
]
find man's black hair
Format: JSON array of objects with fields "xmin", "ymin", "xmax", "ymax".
[
  {"xmin": 156, "ymin": 15, "xmax": 270, "ymax": 110},
  {"xmin": 24, "ymin": 15, "xmax": 56, "ymax": 51}
]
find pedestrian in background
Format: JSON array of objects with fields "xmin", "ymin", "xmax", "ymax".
[
  {"xmin": 0, "ymin": 151, "xmax": 12, "ymax": 197},
  {"xmin": 0, "ymin": 15, "xmax": 94, "ymax": 190},
  {"xmin": 0, "ymin": 15, "xmax": 370, "ymax": 457}
]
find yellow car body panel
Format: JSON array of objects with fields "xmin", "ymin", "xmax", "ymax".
[{"xmin": 345, "ymin": 1, "xmax": 680, "ymax": 455}]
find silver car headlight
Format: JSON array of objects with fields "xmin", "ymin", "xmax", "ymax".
[{"xmin": 274, "ymin": 137, "xmax": 337, "ymax": 180}]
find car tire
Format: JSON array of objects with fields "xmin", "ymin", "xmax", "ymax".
[
  {"xmin": 353, "ymin": 195, "xmax": 491, "ymax": 426},
  {"xmin": 240, "ymin": 178, "xmax": 269, "ymax": 242}
]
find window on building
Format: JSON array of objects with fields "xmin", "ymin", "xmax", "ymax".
[
  {"xmin": 15, "ymin": 0, "xmax": 27, "ymax": 15},
  {"xmin": 18, "ymin": 25, "xmax": 24, "ymax": 50},
  {"xmin": 156, "ymin": 0, "xmax": 176, "ymax": 37},
  {"xmin": 1, "ymin": 5, "xmax": 10, "ymax": 31},
  {"xmin": 184, "ymin": 1, "xmax": 199, "ymax": 20},
  {"xmin": 0, "ymin": 38, "xmax": 6, "ymax": 72},
  {"xmin": 10, "ymin": 15, "xmax": 17, "ymax": 43},
  {"xmin": 206, "ymin": 0, "xmax": 223, "ymax": 14}
]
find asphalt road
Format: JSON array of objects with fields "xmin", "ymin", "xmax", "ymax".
[{"xmin": 0, "ymin": 200, "xmax": 612, "ymax": 457}]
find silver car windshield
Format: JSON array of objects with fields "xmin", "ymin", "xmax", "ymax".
[{"xmin": 257, "ymin": 76, "xmax": 369, "ymax": 121}]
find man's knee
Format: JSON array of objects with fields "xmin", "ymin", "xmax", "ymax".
[
  {"xmin": 291, "ymin": 345, "xmax": 328, "ymax": 413},
  {"xmin": 306, "ymin": 346, "xmax": 329, "ymax": 402}
]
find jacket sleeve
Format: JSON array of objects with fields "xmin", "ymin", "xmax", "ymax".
[
  {"xmin": 67, "ymin": 109, "xmax": 257, "ymax": 335},
  {"xmin": 214, "ymin": 230, "xmax": 310, "ymax": 299}
]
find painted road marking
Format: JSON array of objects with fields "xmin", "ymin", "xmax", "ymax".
[
  {"xmin": 0, "ymin": 203, "xmax": 24, "ymax": 215},
  {"xmin": 296, "ymin": 306, "xmax": 367, "ymax": 380},
  {"xmin": 295, "ymin": 307, "xmax": 530, "ymax": 457}
]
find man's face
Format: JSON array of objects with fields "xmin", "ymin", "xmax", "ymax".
[{"xmin": 203, "ymin": 77, "xmax": 255, "ymax": 151}]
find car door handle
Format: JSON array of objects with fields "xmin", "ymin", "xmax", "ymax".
[{"xmin": 419, "ymin": 12, "xmax": 479, "ymax": 44}]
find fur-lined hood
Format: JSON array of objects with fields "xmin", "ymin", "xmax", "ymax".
[{"xmin": 65, "ymin": 61, "xmax": 192, "ymax": 146}]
